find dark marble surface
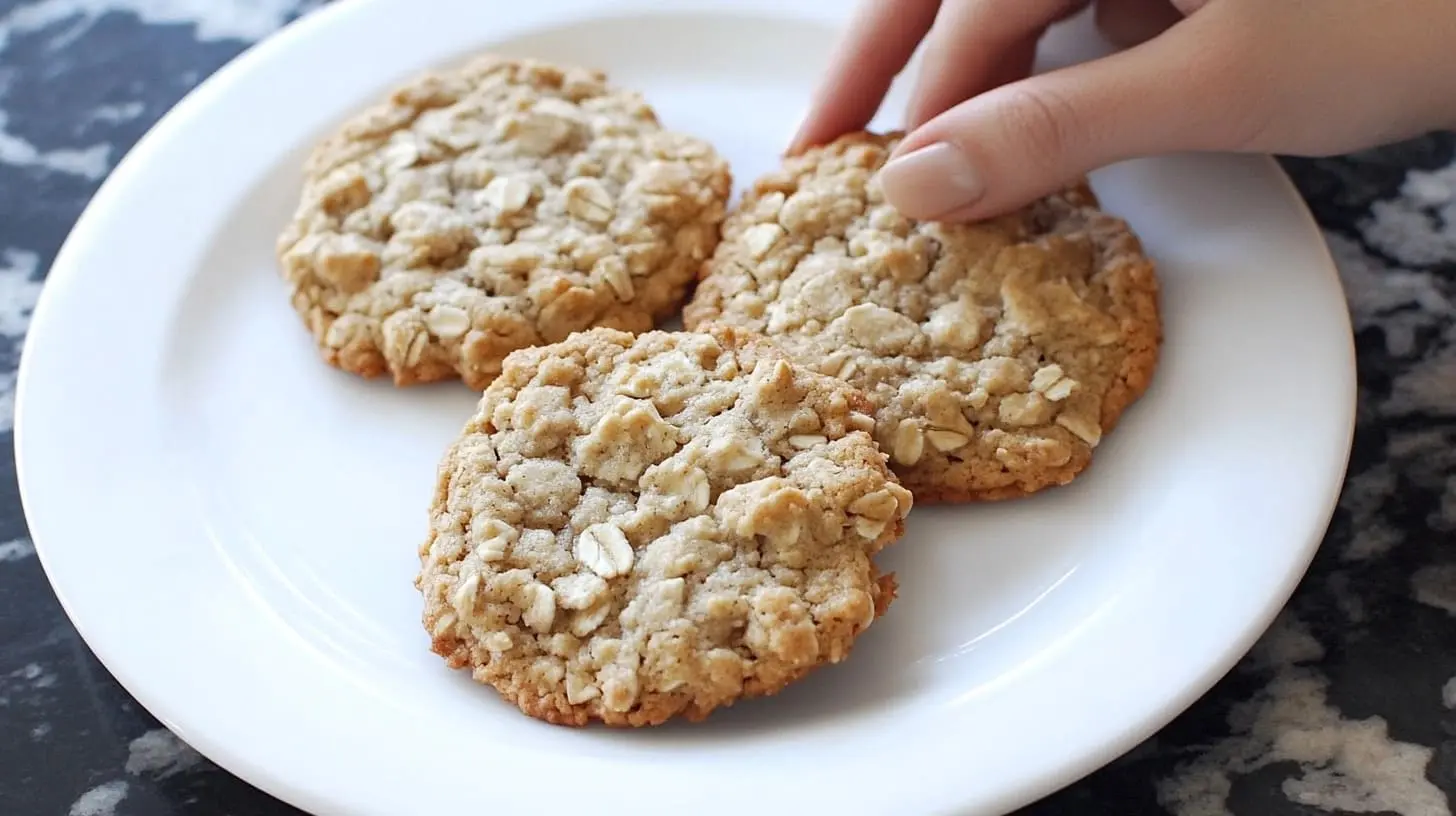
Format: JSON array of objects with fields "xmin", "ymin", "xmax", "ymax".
[{"xmin": 1, "ymin": 2, "xmax": 1454, "ymax": 815}]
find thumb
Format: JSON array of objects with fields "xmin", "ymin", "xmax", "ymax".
[{"xmin": 878, "ymin": 6, "xmax": 1265, "ymax": 221}]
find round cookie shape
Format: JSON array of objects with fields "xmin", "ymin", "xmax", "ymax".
[
  {"xmin": 684, "ymin": 131, "xmax": 1161, "ymax": 502},
  {"xmin": 416, "ymin": 326, "xmax": 912, "ymax": 726},
  {"xmin": 277, "ymin": 55, "xmax": 732, "ymax": 390}
]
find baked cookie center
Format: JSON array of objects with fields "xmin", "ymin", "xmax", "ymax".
[
  {"xmin": 416, "ymin": 326, "xmax": 911, "ymax": 726},
  {"xmin": 684, "ymin": 130, "xmax": 1161, "ymax": 502},
  {"xmin": 277, "ymin": 56, "xmax": 732, "ymax": 390}
]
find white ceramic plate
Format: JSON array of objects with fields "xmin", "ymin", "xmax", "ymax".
[{"xmin": 16, "ymin": 1, "xmax": 1356, "ymax": 814}]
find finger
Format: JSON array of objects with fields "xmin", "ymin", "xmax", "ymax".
[
  {"xmin": 787, "ymin": 0, "xmax": 942, "ymax": 154},
  {"xmin": 879, "ymin": 4, "xmax": 1266, "ymax": 221},
  {"xmin": 977, "ymin": 31, "xmax": 1042, "ymax": 109},
  {"xmin": 1094, "ymin": 0, "xmax": 1184, "ymax": 48},
  {"xmin": 906, "ymin": 0, "xmax": 1088, "ymax": 129}
]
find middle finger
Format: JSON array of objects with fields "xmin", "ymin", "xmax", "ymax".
[{"xmin": 906, "ymin": 0, "xmax": 1091, "ymax": 129}]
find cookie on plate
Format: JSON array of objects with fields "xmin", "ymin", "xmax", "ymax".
[
  {"xmin": 684, "ymin": 131, "xmax": 1161, "ymax": 503},
  {"xmin": 276, "ymin": 55, "xmax": 732, "ymax": 389},
  {"xmin": 415, "ymin": 326, "xmax": 911, "ymax": 726}
]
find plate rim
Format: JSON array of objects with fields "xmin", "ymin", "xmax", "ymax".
[{"xmin": 15, "ymin": 0, "xmax": 1357, "ymax": 814}]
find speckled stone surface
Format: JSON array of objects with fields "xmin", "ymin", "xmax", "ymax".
[{"xmin": 0, "ymin": 2, "xmax": 1453, "ymax": 815}]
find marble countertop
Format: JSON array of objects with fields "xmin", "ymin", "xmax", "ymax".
[{"xmin": 1, "ymin": 2, "xmax": 1453, "ymax": 815}]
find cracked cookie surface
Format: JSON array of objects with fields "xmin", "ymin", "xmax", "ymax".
[
  {"xmin": 684, "ymin": 131, "xmax": 1161, "ymax": 502},
  {"xmin": 277, "ymin": 55, "xmax": 732, "ymax": 389},
  {"xmin": 416, "ymin": 326, "xmax": 911, "ymax": 726}
]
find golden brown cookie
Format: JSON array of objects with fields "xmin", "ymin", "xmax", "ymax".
[
  {"xmin": 415, "ymin": 326, "xmax": 911, "ymax": 726},
  {"xmin": 277, "ymin": 55, "xmax": 732, "ymax": 390},
  {"xmin": 684, "ymin": 131, "xmax": 1161, "ymax": 502}
]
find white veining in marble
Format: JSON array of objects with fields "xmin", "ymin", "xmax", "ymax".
[
  {"xmin": 68, "ymin": 780, "xmax": 128, "ymax": 816},
  {"xmin": 1158, "ymin": 616, "xmax": 1448, "ymax": 816},
  {"xmin": 0, "ymin": 0, "xmax": 317, "ymax": 48},
  {"xmin": 1388, "ymin": 342, "xmax": 1456, "ymax": 417},
  {"xmin": 1326, "ymin": 573, "xmax": 1368, "ymax": 624},
  {"xmin": 87, "ymin": 101, "xmax": 145, "ymax": 124},
  {"xmin": 0, "ymin": 248, "xmax": 44, "ymax": 338},
  {"xmin": 0, "ymin": 537, "xmax": 34, "ymax": 562},
  {"xmin": 1337, "ymin": 460, "xmax": 1401, "ymax": 561},
  {"xmin": 1412, "ymin": 564, "xmax": 1456, "ymax": 616},
  {"xmin": 0, "ymin": 111, "xmax": 111, "ymax": 179},
  {"xmin": 1362, "ymin": 163, "xmax": 1456, "ymax": 267},
  {"xmin": 125, "ymin": 728, "xmax": 203, "ymax": 779},
  {"xmin": 1348, "ymin": 162, "xmax": 1456, "ymax": 426},
  {"xmin": 0, "ymin": 661, "xmax": 56, "ymax": 705},
  {"xmin": 0, "ymin": 370, "xmax": 20, "ymax": 436},
  {"xmin": 0, "ymin": 2, "xmax": 319, "ymax": 182},
  {"xmin": 1329, "ymin": 231, "xmax": 1450, "ymax": 359},
  {"xmin": 0, "ymin": 248, "xmax": 42, "ymax": 434}
]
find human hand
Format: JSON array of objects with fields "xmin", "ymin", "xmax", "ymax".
[{"xmin": 789, "ymin": 0, "xmax": 1456, "ymax": 221}]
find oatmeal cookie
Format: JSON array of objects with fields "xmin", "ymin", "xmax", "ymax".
[
  {"xmin": 276, "ymin": 55, "xmax": 732, "ymax": 389},
  {"xmin": 684, "ymin": 131, "xmax": 1161, "ymax": 503},
  {"xmin": 416, "ymin": 326, "xmax": 911, "ymax": 726}
]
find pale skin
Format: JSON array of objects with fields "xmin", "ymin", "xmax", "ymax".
[{"xmin": 789, "ymin": 0, "xmax": 1456, "ymax": 222}]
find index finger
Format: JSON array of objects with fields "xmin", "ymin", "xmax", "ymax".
[{"xmin": 786, "ymin": 0, "xmax": 942, "ymax": 154}]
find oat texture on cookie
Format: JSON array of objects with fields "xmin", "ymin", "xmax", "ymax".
[
  {"xmin": 276, "ymin": 55, "xmax": 732, "ymax": 389},
  {"xmin": 684, "ymin": 131, "xmax": 1161, "ymax": 502},
  {"xmin": 415, "ymin": 326, "xmax": 911, "ymax": 726}
]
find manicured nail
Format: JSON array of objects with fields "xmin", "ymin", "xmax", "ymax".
[{"xmin": 878, "ymin": 142, "xmax": 985, "ymax": 219}]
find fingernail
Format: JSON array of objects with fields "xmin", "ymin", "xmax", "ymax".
[{"xmin": 878, "ymin": 142, "xmax": 985, "ymax": 219}]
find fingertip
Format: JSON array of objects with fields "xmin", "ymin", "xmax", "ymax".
[
  {"xmin": 892, "ymin": 29, "xmax": 1225, "ymax": 223},
  {"xmin": 879, "ymin": 141, "xmax": 987, "ymax": 220},
  {"xmin": 789, "ymin": 0, "xmax": 940, "ymax": 156},
  {"xmin": 783, "ymin": 116, "xmax": 810, "ymax": 156},
  {"xmin": 783, "ymin": 114, "xmax": 840, "ymax": 157},
  {"xmin": 784, "ymin": 92, "xmax": 876, "ymax": 157}
]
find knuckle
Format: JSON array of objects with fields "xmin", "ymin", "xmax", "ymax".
[
  {"xmin": 1223, "ymin": 100, "xmax": 1279, "ymax": 153},
  {"xmin": 996, "ymin": 86, "xmax": 1084, "ymax": 164},
  {"xmin": 1192, "ymin": 53, "xmax": 1278, "ymax": 152},
  {"xmin": 1176, "ymin": 4, "xmax": 1282, "ymax": 152}
]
